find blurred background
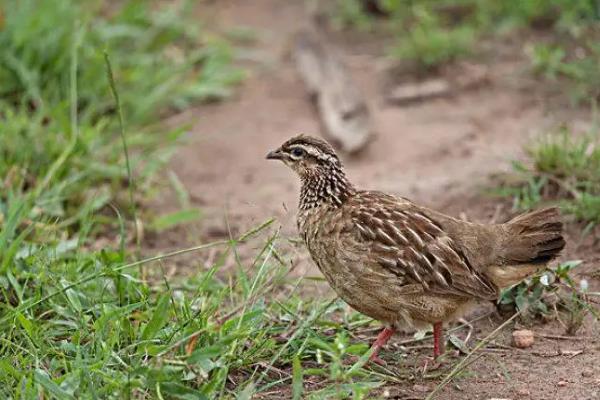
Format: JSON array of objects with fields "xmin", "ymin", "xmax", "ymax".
[{"xmin": 2, "ymin": 0, "xmax": 600, "ymax": 398}]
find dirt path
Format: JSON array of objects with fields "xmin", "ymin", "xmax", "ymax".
[
  {"xmin": 160, "ymin": 0, "xmax": 551, "ymax": 250},
  {"xmin": 150, "ymin": 1, "xmax": 599, "ymax": 399}
]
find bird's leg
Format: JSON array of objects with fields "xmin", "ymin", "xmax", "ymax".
[
  {"xmin": 432, "ymin": 322, "xmax": 445, "ymax": 359},
  {"xmin": 368, "ymin": 326, "xmax": 395, "ymax": 364},
  {"xmin": 421, "ymin": 322, "xmax": 445, "ymax": 374}
]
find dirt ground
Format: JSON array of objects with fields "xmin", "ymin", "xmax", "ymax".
[{"xmin": 150, "ymin": 1, "xmax": 600, "ymax": 399}]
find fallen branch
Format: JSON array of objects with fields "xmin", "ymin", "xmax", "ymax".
[
  {"xmin": 386, "ymin": 62, "xmax": 489, "ymax": 106},
  {"xmin": 292, "ymin": 29, "xmax": 373, "ymax": 153}
]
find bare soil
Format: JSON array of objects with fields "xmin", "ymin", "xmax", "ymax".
[{"xmin": 149, "ymin": 1, "xmax": 600, "ymax": 398}]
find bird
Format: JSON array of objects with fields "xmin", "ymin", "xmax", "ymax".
[{"xmin": 266, "ymin": 134, "xmax": 565, "ymax": 364}]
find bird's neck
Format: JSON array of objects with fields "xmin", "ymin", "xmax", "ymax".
[{"xmin": 299, "ymin": 166, "xmax": 356, "ymax": 210}]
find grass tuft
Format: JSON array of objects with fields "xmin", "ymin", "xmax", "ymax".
[
  {"xmin": 389, "ymin": 4, "xmax": 476, "ymax": 70},
  {"xmin": 0, "ymin": 220, "xmax": 399, "ymax": 398},
  {"xmin": 0, "ymin": 1, "xmax": 253, "ymax": 396},
  {"xmin": 331, "ymin": 0, "xmax": 600, "ymax": 89},
  {"xmin": 497, "ymin": 126, "xmax": 600, "ymax": 227}
]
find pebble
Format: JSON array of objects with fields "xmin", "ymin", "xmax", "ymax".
[
  {"xmin": 512, "ymin": 329, "xmax": 535, "ymax": 349},
  {"xmin": 412, "ymin": 384, "xmax": 429, "ymax": 393},
  {"xmin": 581, "ymin": 369, "xmax": 593, "ymax": 378},
  {"xmin": 557, "ymin": 380, "xmax": 568, "ymax": 387},
  {"xmin": 515, "ymin": 388, "xmax": 530, "ymax": 397}
]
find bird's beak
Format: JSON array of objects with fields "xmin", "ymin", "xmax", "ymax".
[{"xmin": 266, "ymin": 148, "xmax": 283, "ymax": 160}]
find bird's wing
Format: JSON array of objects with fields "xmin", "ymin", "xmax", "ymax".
[{"xmin": 346, "ymin": 191, "xmax": 498, "ymax": 300}]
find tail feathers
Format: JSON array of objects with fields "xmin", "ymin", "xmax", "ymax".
[{"xmin": 502, "ymin": 207, "xmax": 565, "ymax": 264}]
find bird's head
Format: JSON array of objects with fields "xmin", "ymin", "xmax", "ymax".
[
  {"xmin": 265, "ymin": 134, "xmax": 342, "ymax": 179},
  {"xmin": 267, "ymin": 135, "xmax": 355, "ymax": 208}
]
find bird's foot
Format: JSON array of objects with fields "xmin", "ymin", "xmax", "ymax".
[
  {"xmin": 369, "ymin": 354, "xmax": 388, "ymax": 367},
  {"xmin": 420, "ymin": 355, "xmax": 444, "ymax": 375},
  {"xmin": 344, "ymin": 326, "xmax": 395, "ymax": 367}
]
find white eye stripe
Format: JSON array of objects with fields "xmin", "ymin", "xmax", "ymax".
[
  {"xmin": 288, "ymin": 144, "xmax": 317, "ymax": 159},
  {"xmin": 288, "ymin": 144, "xmax": 337, "ymax": 163}
]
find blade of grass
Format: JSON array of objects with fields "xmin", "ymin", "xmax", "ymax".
[
  {"xmin": 253, "ymin": 297, "xmax": 338, "ymax": 391},
  {"xmin": 34, "ymin": 23, "xmax": 82, "ymax": 197},
  {"xmin": 141, "ymin": 294, "xmax": 171, "ymax": 341},
  {"xmin": 104, "ymin": 50, "xmax": 138, "ymax": 250},
  {"xmin": 3, "ymin": 218, "xmax": 273, "ymax": 321},
  {"xmin": 291, "ymin": 355, "xmax": 303, "ymax": 400}
]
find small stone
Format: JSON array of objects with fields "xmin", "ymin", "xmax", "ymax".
[
  {"xmin": 512, "ymin": 329, "xmax": 535, "ymax": 349},
  {"xmin": 516, "ymin": 388, "xmax": 530, "ymax": 397},
  {"xmin": 557, "ymin": 380, "xmax": 568, "ymax": 387},
  {"xmin": 412, "ymin": 384, "xmax": 429, "ymax": 393},
  {"xmin": 582, "ymin": 369, "xmax": 593, "ymax": 378}
]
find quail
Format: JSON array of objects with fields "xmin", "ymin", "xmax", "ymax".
[{"xmin": 266, "ymin": 135, "xmax": 565, "ymax": 363}]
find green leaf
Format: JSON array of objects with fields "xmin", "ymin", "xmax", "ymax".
[
  {"xmin": 308, "ymin": 337, "xmax": 334, "ymax": 352},
  {"xmin": 34, "ymin": 369, "xmax": 75, "ymax": 400},
  {"xmin": 413, "ymin": 329, "xmax": 427, "ymax": 340},
  {"xmin": 141, "ymin": 295, "xmax": 171, "ymax": 341},
  {"xmin": 236, "ymin": 382, "xmax": 255, "ymax": 400},
  {"xmin": 160, "ymin": 382, "xmax": 208, "ymax": 400},
  {"xmin": 558, "ymin": 260, "xmax": 583, "ymax": 272},
  {"xmin": 292, "ymin": 356, "xmax": 303, "ymax": 400},
  {"xmin": 221, "ymin": 309, "xmax": 263, "ymax": 332},
  {"xmin": 7, "ymin": 271, "xmax": 23, "ymax": 303},
  {"xmin": 94, "ymin": 302, "xmax": 144, "ymax": 334},
  {"xmin": 152, "ymin": 209, "xmax": 201, "ymax": 231},
  {"xmin": 346, "ymin": 343, "xmax": 369, "ymax": 355},
  {"xmin": 187, "ymin": 345, "xmax": 223, "ymax": 364},
  {"xmin": 515, "ymin": 293, "xmax": 527, "ymax": 312},
  {"xmin": 61, "ymin": 278, "xmax": 82, "ymax": 313},
  {"xmin": 16, "ymin": 312, "xmax": 35, "ymax": 339},
  {"xmin": 448, "ymin": 334, "xmax": 469, "ymax": 354},
  {"xmin": 187, "ymin": 345, "xmax": 227, "ymax": 374}
]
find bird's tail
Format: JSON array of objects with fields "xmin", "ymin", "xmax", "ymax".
[
  {"xmin": 502, "ymin": 207, "xmax": 565, "ymax": 264},
  {"xmin": 486, "ymin": 207, "xmax": 565, "ymax": 289}
]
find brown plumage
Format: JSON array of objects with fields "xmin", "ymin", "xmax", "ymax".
[{"xmin": 266, "ymin": 134, "xmax": 565, "ymax": 362}]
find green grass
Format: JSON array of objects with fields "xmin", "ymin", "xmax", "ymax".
[
  {"xmin": 0, "ymin": 218, "xmax": 407, "ymax": 398},
  {"xmin": 0, "ymin": 1, "xmax": 406, "ymax": 398},
  {"xmin": 0, "ymin": 0, "xmax": 246, "ymax": 231},
  {"xmin": 3, "ymin": 1, "xmax": 600, "ymax": 398},
  {"xmin": 529, "ymin": 40, "xmax": 600, "ymax": 104},
  {"xmin": 498, "ymin": 260, "xmax": 595, "ymax": 327},
  {"xmin": 332, "ymin": 0, "xmax": 600, "ymax": 85},
  {"xmin": 0, "ymin": 0, "xmax": 405, "ymax": 396},
  {"xmin": 1, "ymin": 0, "xmax": 244, "ymax": 125},
  {"xmin": 388, "ymin": 4, "xmax": 476, "ymax": 70},
  {"xmin": 330, "ymin": 0, "xmax": 375, "ymax": 32},
  {"xmin": 497, "ymin": 126, "xmax": 600, "ymax": 227},
  {"xmin": 0, "ymin": 1, "xmax": 253, "ymax": 396},
  {"xmin": 0, "ymin": 0, "xmax": 244, "ymax": 233}
]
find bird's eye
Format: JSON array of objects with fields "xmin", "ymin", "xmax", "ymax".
[{"xmin": 291, "ymin": 148, "xmax": 305, "ymax": 158}]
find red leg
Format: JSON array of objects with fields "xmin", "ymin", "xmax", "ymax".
[
  {"xmin": 368, "ymin": 327, "xmax": 395, "ymax": 364},
  {"xmin": 433, "ymin": 322, "xmax": 445, "ymax": 359}
]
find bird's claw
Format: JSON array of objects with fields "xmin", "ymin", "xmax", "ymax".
[
  {"xmin": 369, "ymin": 354, "xmax": 388, "ymax": 367},
  {"xmin": 420, "ymin": 356, "xmax": 443, "ymax": 374}
]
